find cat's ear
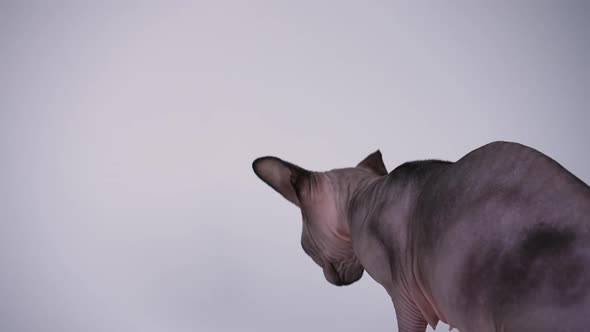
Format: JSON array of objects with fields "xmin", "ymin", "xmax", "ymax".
[
  {"xmin": 357, "ymin": 150, "xmax": 387, "ymax": 176},
  {"xmin": 252, "ymin": 156, "xmax": 310, "ymax": 207}
]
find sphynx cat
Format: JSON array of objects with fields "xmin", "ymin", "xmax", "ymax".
[{"xmin": 252, "ymin": 141, "xmax": 590, "ymax": 332}]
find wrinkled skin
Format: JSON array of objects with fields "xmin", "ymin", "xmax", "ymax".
[{"xmin": 252, "ymin": 141, "xmax": 590, "ymax": 332}]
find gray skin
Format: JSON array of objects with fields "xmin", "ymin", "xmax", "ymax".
[{"xmin": 252, "ymin": 141, "xmax": 590, "ymax": 332}]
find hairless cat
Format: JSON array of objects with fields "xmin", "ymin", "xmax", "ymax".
[{"xmin": 252, "ymin": 141, "xmax": 590, "ymax": 332}]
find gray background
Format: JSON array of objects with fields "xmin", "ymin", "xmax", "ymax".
[{"xmin": 1, "ymin": 1, "xmax": 588, "ymax": 332}]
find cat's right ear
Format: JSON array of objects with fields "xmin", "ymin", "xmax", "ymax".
[
  {"xmin": 357, "ymin": 150, "xmax": 387, "ymax": 176},
  {"xmin": 252, "ymin": 156, "xmax": 310, "ymax": 207}
]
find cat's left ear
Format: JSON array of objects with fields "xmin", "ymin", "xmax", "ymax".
[
  {"xmin": 357, "ymin": 150, "xmax": 387, "ymax": 176},
  {"xmin": 252, "ymin": 156, "xmax": 310, "ymax": 207}
]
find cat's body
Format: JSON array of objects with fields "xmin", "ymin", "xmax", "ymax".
[{"xmin": 253, "ymin": 141, "xmax": 590, "ymax": 331}]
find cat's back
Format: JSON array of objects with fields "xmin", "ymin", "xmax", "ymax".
[{"xmin": 421, "ymin": 141, "xmax": 589, "ymax": 232}]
